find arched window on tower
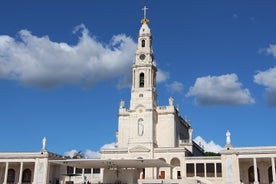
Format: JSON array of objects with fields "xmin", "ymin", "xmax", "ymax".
[
  {"xmin": 141, "ymin": 39, "xmax": 145, "ymax": 47},
  {"xmin": 139, "ymin": 73, "xmax": 144, "ymax": 87}
]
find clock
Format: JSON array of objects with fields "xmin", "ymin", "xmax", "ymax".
[{"xmin": 139, "ymin": 54, "xmax": 146, "ymax": 60}]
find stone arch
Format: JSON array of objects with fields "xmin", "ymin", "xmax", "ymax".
[
  {"xmin": 248, "ymin": 166, "xmax": 260, "ymax": 183},
  {"xmin": 139, "ymin": 72, "xmax": 144, "ymax": 87},
  {"xmin": 7, "ymin": 168, "xmax": 15, "ymax": 183},
  {"xmin": 170, "ymin": 157, "xmax": 180, "ymax": 167},
  {"xmin": 159, "ymin": 158, "xmax": 166, "ymax": 163},
  {"xmin": 22, "ymin": 168, "xmax": 32, "ymax": 183},
  {"xmin": 170, "ymin": 157, "xmax": 181, "ymax": 179},
  {"xmin": 141, "ymin": 39, "xmax": 145, "ymax": 47}
]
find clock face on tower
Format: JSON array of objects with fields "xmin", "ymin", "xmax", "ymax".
[{"xmin": 139, "ymin": 54, "xmax": 146, "ymax": 60}]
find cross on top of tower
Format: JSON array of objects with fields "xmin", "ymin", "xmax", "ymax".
[
  {"xmin": 141, "ymin": 6, "xmax": 150, "ymax": 25},
  {"xmin": 142, "ymin": 6, "xmax": 148, "ymax": 19}
]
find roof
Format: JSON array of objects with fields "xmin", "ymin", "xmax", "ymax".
[{"xmin": 50, "ymin": 158, "xmax": 172, "ymax": 168}]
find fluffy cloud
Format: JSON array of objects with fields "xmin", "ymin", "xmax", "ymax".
[
  {"xmin": 166, "ymin": 81, "xmax": 184, "ymax": 93},
  {"xmin": 0, "ymin": 24, "xmax": 136, "ymax": 88},
  {"xmin": 156, "ymin": 69, "xmax": 169, "ymax": 83},
  {"xmin": 265, "ymin": 44, "xmax": 276, "ymax": 58},
  {"xmin": 186, "ymin": 73, "xmax": 255, "ymax": 106},
  {"xmin": 64, "ymin": 149, "xmax": 79, "ymax": 158},
  {"xmin": 254, "ymin": 67, "xmax": 276, "ymax": 107},
  {"xmin": 101, "ymin": 142, "xmax": 116, "ymax": 149},
  {"xmin": 64, "ymin": 149, "xmax": 100, "ymax": 159},
  {"xmin": 84, "ymin": 149, "xmax": 101, "ymax": 159},
  {"xmin": 194, "ymin": 136, "xmax": 222, "ymax": 153}
]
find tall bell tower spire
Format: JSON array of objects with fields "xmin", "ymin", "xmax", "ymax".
[{"xmin": 130, "ymin": 6, "xmax": 157, "ymax": 110}]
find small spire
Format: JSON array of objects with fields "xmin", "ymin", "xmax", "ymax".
[{"xmin": 141, "ymin": 6, "xmax": 149, "ymax": 25}]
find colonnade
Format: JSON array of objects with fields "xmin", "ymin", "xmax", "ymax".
[
  {"xmin": 238, "ymin": 156, "xmax": 276, "ymax": 184},
  {"xmin": 0, "ymin": 161, "xmax": 35, "ymax": 184}
]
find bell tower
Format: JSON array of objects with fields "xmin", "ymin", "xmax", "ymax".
[
  {"xmin": 116, "ymin": 6, "xmax": 158, "ymax": 150},
  {"xmin": 130, "ymin": 6, "xmax": 157, "ymax": 110}
]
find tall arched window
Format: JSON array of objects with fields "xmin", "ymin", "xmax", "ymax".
[
  {"xmin": 141, "ymin": 39, "xmax": 145, "ymax": 47},
  {"xmin": 7, "ymin": 169, "xmax": 15, "ymax": 183},
  {"xmin": 22, "ymin": 168, "xmax": 32, "ymax": 183},
  {"xmin": 139, "ymin": 73, "xmax": 144, "ymax": 87}
]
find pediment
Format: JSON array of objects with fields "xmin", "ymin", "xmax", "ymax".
[{"xmin": 129, "ymin": 145, "xmax": 150, "ymax": 153}]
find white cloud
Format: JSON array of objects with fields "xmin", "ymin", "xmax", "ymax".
[
  {"xmin": 186, "ymin": 73, "xmax": 255, "ymax": 106},
  {"xmin": 156, "ymin": 69, "xmax": 169, "ymax": 83},
  {"xmin": 84, "ymin": 149, "xmax": 100, "ymax": 159},
  {"xmin": 64, "ymin": 149, "xmax": 100, "ymax": 159},
  {"xmin": 101, "ymin": 142, "xmax": 116, "ymax": 149},
  {"xmin": 64, "ymin": 149, "xmax": 78, "ymax": 158},
  {"xmin": 254, "ymin": 66, "xmax": 276, "ymax": 107},
  {"xmin": 194, "ymin": 136, "xmax": 222, "ymax": 153},
  {"xmin": 166, "ymin": 81, "xmax": 184, "ymax": 93},
  {"xmin": 265, "ymin": 44, "xmax": 276, "ymax": 58},
  {"xmin": 0, "ymin": 24, "xmax": 137, "ymax": 88}
]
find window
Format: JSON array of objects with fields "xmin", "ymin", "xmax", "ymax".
[
  {"xmin": 139, "ymin": 73, "xmax": 144, "ymax": 87},
  {"xmin": 75, "ymin": 168, "xmax": 82, "ymax": 174},
  {"xmin": 141, "ymin": 40, "xmax": 145, "ymax": 47},
  {"xmin": 84, "ymin": 168, "xmax": 91, "ymax": 174},
  {"xmin": 7, "ymin": 169, "xmax": 15, "ymax": 183},
  {"xmin": 196, "ymin": 163, "xmax": 204, "ymax": 177},
  {"xmin": 22, "ymin": 168, "xmax": 32, "ymax": 182},
  {"xmin": 93, "ymin": 168, "xmax": 100, "ymax": 174},
  {"xmin": 177, "ymin": 171, "xmax": 182, "ymax": 179},
  {"xmin": 206, "ymin": 163, "xmax": 214, "ymax": 177},
  {"xmin": 186, "ymin": 164, "xmax": 194, "ymax": 177},
  {"xmin": 216, "ymin": 163, "xmax": 222, "ymax": 177},
  {"xmin": 67, "ymin": 166, "xmax": 74, "ymax": 174}
]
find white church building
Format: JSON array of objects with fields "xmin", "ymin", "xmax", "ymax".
[{"xmin": 1, "ymin": 7, "xmax": 276, "ymax": 184}]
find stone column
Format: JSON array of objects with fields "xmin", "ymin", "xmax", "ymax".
[
  {"xmin": 18, "ymin": 162, "xmax": 23, "ymax": 184},
  {"xmin": 253, "ymin": 158, "xmax": 259, "ymax": 184},
  {"xmin": 155, "ymin": 167, "xmax": 159, "ymax": 179},
  {"xmin": 3, "ymin": 162, "xmax": 9, "ymax": 184},
  {"xmin": 194, "ymin": 163, "xmax": 196, "ymax": 177},
  {"xmin": 204, "ymin": 163, "xmax": 206, "ymax": 178},
  {"xmin": 271, "ymin": 157, "xmax": 276, "ymax": 184},
  {"xmin": 214, "ymin": 162, "xmax": 217, "ymax": 178}
]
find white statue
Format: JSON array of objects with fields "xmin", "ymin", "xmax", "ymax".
[
  {"xmin": 226, "ymin": 130, "xmax": 231, "ymax": 145},
  {"xmin": 169, "ymin": 96, "xmax": 174, "ymax": 106},
  {"xmin": 119, "ymin": 99, "xmax": 125, "ymax": 108},
  {"xmin": 138, "ymin": 120, "xmax": 144, "ymax": 136},
  {"xmin": 42, "ymin": 137, "xmax": 46, "ymax": 150}
]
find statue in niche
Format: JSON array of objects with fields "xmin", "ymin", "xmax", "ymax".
[{"xmin": 138, "ymin": 120, "xmax": 144, "ymax": 136}]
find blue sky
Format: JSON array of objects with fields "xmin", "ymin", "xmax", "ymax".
[{"xmin": 0, "ymin": 1, "xmax": 275, "ymax": 157}]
